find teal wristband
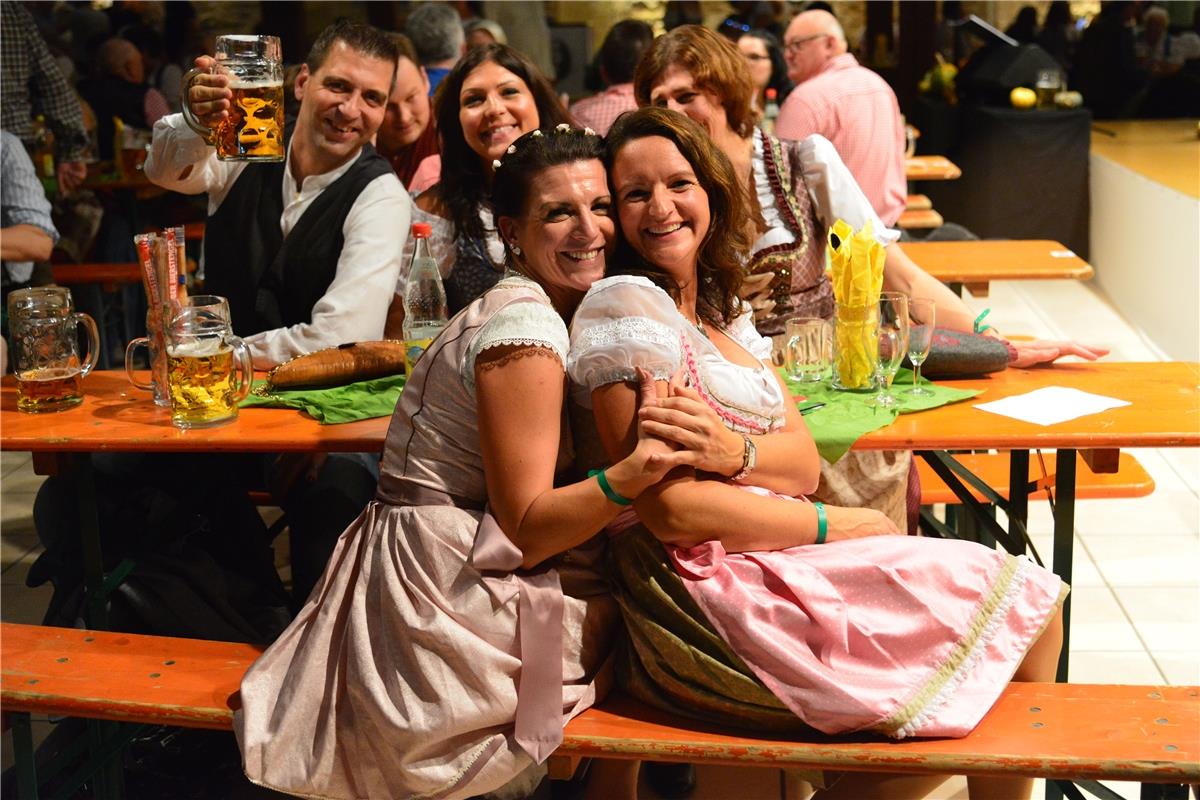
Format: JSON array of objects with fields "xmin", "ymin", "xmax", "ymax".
[
  {"xmin": 973, "ymin": 308, "xmax": 993, "ymax": 335},
  {"xmin": 588, "ymin": 469, "xmax": 633, "ymax": 506},
  {"xmin": 813, "ymin": 501, "xmax": 828, "ymax": 544}
]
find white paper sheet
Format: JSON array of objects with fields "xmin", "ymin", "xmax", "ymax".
[{"xmin": 973, "ymin": 386, "xmax": 1131, "ymax": 427}]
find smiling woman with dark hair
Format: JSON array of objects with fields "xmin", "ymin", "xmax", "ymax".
[
  {"xmin": 399, "ymin": 43, "xmax": 574, "ymax": 316},
  {"xmin": 237, "ymin": 125, "xmax": 696, "ymax": 800}
]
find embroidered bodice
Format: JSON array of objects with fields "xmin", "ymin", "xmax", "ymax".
[{"xmin": 567, "ymin": 276, "xmax": 786, "ymax": 435}]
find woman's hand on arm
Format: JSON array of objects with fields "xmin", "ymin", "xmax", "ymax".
[
  {"xmin": 593, "ymin": 379, "xmax": 895, "ymax": 551},
  {"xmin": 637, "ymin": 370, "xmax": 819, "ymax": 496},
  {"xmin": 477, "ymin": 349, "xmax": 674, "ymax": 568}
]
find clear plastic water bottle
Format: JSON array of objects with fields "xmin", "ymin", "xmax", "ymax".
[
  {"xmin": 401, "ymin": 222, "xmax": 448, "ymax": 372},
  {"xmin": 762, "ymin": 88, "xmax": 780, "ymax": 135}
]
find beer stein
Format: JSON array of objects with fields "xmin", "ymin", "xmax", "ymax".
[
  {"xmin": 126, "ymin": 295, "xmax": 231, "ymax": 408},
  {"xmin": 7, "ymin": 286, "xmax": 100, "ymax": 413},
  {"xmin": 182, "ymin": 35, "xmax": 285, "ymax": 162},
  {"xmin": 784, "ymin": 317, "xmax": 831, "ymax": 383},
  {"xmin": 163, "ymin": 296, "xmax": 253, "ymax": 429}
]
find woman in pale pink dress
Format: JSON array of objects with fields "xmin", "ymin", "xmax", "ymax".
[
  {"xmin": 236, "ymin": 128, "xmax": 701, "ymax": 800},
  {"xmin": 566, "ymin": 107, "xmax": 1066, "ymax": 800}
]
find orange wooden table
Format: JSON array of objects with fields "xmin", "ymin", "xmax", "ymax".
[
  {"xmin": 0, "ymin": 371, "xmax": 389, "ymax": 458},
  {"xmin": 905, "ymin": 155, "xmax": 962, "ymax": 181},
  {"xmin": 902, "ymin": 239, "xmax": 1095, "ymax": 296},
  {"xmin": 1, "ymin": 370, "xmax": 390, "ymax": 629}
]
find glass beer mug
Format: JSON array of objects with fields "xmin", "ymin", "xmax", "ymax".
[
  {"xmin": 182, "ymin": 35, "xmax": 285, "ymax": 162},
  {"xmin": 126, "ymin": 295, "xmax": 232, "ymax": 408},
  {"xmin": 163, "ymin": 297, "xmax": 253, "ymax": 429},
  {"xmin": 7, "ymin": 286, "xmax": 100, "ymax": 413}
]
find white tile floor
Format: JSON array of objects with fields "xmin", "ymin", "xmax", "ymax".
[{"xmin": 1, "ymin": 279, "xmax": 1196, "ymax": 799}]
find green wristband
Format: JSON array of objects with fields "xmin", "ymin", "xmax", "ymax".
[
  {"xmin": 813, "ymin": 501, "xmax": 828, "ymax": 544},
  {"xmin": 588, "ymin": 469, "xmax": 633, "ymax": 506},
  {"xmin": 973, "ymin": 307, "xmax": 993, "ymax": 335}
]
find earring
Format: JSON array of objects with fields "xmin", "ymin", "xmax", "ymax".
[{"xmin": 511, "ymin": 244, "xmax": 522, "ymax": 257}]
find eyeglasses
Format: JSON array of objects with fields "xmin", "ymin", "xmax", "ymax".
[{"xmin": 783, "ymin": 34, "xmax": 826, "ymax": 55}]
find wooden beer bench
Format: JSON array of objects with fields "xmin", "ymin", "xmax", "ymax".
[
  {"xmin": 897, "ymin": 208, "xmax": 945, "ymax": 230},
  {"xmin": 3, "ymin": 623, "xmax": 1198, "ymax": 799}
]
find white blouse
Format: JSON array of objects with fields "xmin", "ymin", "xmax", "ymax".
[{"xmin": 567, "ymin": 276, "xmax": 786, "ymax": 435}]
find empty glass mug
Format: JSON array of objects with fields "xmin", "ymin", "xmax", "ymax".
[
  {"xmin": 162, "ymin": 297, "xmax": 253, "ymax": 429},
  {"xmin": 784, "ymin": 317, "xmax": 831, "ymax": 383},
  {"xmin": 7, "ymin": 286, "xmax": 100, "ymax": 412},
  {"xmin": 126, "ymin": 295, "xmax": 232, "ymax": 407},
  {"xmin": 182, "ymin": 35, "xmax": 284, "ymax": 161}
]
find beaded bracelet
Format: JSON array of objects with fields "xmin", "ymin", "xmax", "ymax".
[
  {"xmin": 813, "ymin": 501, "xmax": 828, "ymax": 544},
  {"xmin": 588, "ymin": 469, "xmax": 633, "ymax": 506}
]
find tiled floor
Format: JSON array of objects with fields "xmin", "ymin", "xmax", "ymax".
[{"xmin": 1, "ymin": 279, "xmax": 1196, "ymax": 799}]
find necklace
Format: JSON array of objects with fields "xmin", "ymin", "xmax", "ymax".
[{"xmin": 694, "ymin": 317, "xmax": 710, "ymax": 339}]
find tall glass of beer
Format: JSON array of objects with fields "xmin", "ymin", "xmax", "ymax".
[
  {"xmin": 7, "ymin": 287, "xmax": 100, "ymax": 413},
  {"xmin": 163, "ymin": 296, "xmax": 254, "ymax": 429},
  {"xmin": 183, "ymin": 35, "xmax": 285, "ymax": 162}
]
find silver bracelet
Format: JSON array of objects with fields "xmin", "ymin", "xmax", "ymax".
[{"xmin": 732, "ymin": 434, "xmax": 757, "ymax": 481}]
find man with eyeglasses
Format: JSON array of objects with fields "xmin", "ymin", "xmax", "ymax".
[{"xmin": 776, "ymin": 9, "xmax": 906, "ymax": 228}]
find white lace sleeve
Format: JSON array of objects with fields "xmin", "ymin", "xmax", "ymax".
[
  {"xmin": 396, "ymin": 207, "xmax": 456, "ymax": 293},
  {"xmin": 797, "ymin": 134, "xmax": 900, "ymax": 246},
  {"xmin": 726, "ymin": 303, "xmax": 774, "ymax": 362},
  {"xmin": 462, "ymin": 297, "xmax": 569, "ymax": 394},
  {"xmin": 567, "ymin": 276, "xmax": 684, "ymax": 406}
]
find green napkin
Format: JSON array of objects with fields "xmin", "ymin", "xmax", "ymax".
[
  {"xmin": 782, "ymin": 368, "xmax": 980, "ymax": 463},
  {"xmin": 240, "ymin": 374, "xmax": 406, "ymax": 424}
]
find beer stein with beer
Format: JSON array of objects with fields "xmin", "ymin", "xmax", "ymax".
[
  {"xmin": 163, "ymin": 296, "xmax": 253, "ymax": 429},
  {"xmin": 7, "ymin": 287, "xmax": 99, "ymax": 413},
  {"xmin": 182, "ymin": 35, "xmax": 285, "ymax": 162},
  {"xmin": 126, "ymin": 295, "xmax": 231, "ymax": 408}
]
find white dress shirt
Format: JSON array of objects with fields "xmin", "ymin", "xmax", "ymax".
[{"xmin": 144, "ymin": 113, "xmax": 411, "ymax": 368}]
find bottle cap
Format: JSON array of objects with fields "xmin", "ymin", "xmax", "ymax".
[
  {"xmin": 412, "ymin": 222, "xmax": 432, "ymax": 238},
  {"xmin": 766, "ymin": 88, "xmax": 777, "ymax": 100}
]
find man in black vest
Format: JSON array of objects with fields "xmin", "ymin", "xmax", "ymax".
[{"xmin": 141, "ymin": 20, "xmax": 410, "ymax": 607}]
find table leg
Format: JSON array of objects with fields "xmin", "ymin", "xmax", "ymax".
[
  {"xmin": 1052, "ymin": 448, "xmax": 1076, "ymax": 684},
  {"xmin": 71, "ymin": 456, "xmax": 108, "ymax": 630},
  {"xmin": 1008, "ymin": 450, "xmax": 1030, "ymax": 533}
]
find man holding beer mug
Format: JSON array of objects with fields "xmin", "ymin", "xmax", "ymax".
[
  {"xmin": 144, "ymin": 20, "xmax": 410, "ymax": 371},
  {"xmin": 138, "ymin": 20, "xmax": 410, "ymax": 607}
]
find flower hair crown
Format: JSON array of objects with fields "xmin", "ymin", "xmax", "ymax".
[{"xmin": 492, "ymin": 123, "xmax": 598, "ymax": 170}]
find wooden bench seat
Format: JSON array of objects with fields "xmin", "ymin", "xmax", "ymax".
[
  {"xmin": 898, "ymin": 208, "xmax": 945, "ymax": 229},
  {"xmin": 905, "ymin": 193, "xmax": 933, "ymax": 211},
  {"xmin": 3, "ymin": 623, "xmax": 1198, "ymax": 791},
  {"xmin": 918, "ymin": 452, "xmax": 1154, "ymax": 506}
]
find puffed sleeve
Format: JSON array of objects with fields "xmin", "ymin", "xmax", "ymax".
[
  {"xmin": 725, "ymin": 303, "xmax": 774, "ymax": 363},
  {"xmin": 795, "ymin": 134, "xmax": 900, "ymax": 247},
  {"xmin": 462, "ymin": 295, "xmax": 569, "ymax": 394},
  {"xmin": 567, "ymin": 276, "xmax": 684, "ymax": 406}
]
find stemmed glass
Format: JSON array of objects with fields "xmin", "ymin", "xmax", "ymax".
[
  {"xmin": 871, "ymin": 292, "xmax": 909, "ymax": 408},
  {"xmin": 905, "ymin": 298, "xmax": 936, "ymax": 396}
]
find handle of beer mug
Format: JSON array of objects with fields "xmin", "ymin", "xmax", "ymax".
[
  {"xmin": 227, "ymin": 335, "xmax": 255, "ymax": 404},
  {"xmin": 72, "ymin": 311, "xmax": 100, "ymax": 378},
  {"xmin": 180, "ymin": 66, "xmax": 219, "ymax": 144},
  {"xmin": 124, "ymin": 337, "xmax": 154, "ymax": 389}
]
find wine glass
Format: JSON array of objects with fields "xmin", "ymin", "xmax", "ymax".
[
  {"xmin": 871, "ymin": 292, "xmax": 909, "ymax": 408},
  {"xmin": 905, "ymin": 298, "xmax": 936, "ymax": 396}
]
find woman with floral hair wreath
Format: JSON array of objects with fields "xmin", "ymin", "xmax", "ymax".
[{"xmin": 236, "ymin": 124, "xmax": 695, "ymax": 800}]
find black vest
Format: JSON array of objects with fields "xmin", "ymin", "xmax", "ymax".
[{"xmin": 203, "ymin": 126, "xmax": 392, "ymax": 339}]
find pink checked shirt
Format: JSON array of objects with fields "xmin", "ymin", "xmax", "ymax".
[
  {"xmin": 568, "ymin": 83, "xmax": 637, "ymax": 136},
  {"xmin": 776, "ymin": 54, "xmax": 906, "ymax": 227}
]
